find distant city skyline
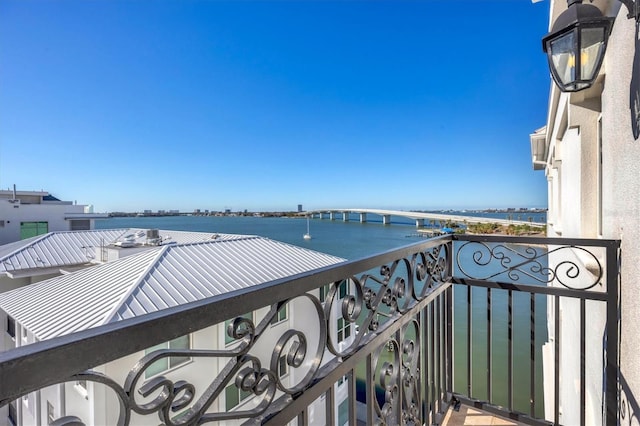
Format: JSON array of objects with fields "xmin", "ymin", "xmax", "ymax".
[
  {"xmin": 108, "ymin": 205, "xmax": 546, "ymax": 214},
  {"xmin": 0, "ymin": 1, "xmax": 550, "ymax": 213}
]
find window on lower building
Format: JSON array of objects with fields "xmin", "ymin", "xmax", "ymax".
[
  {"xmin": 339, "ymin": 281, "xmax": 348, "ymax": 299},
  {"xmin": 74, "ymin": 380, "xmax": 88, "ymax": 399},
  {"xmin": 225, "ymin": 383, "xmax": 252, "ymax": 411},
  {"xmin": 144, "ymin": 335, "xmax": 191, "ymax": 379},
  {"xmin": 6, "ymin": 316, "xmax": 15, "ymax": 339},
  {"xmin": 20, "ymin": 221, "xmax": 48, "ymax": 239},
  {"xmin": 70, "ymin": 219, "xmax": 91, "ymax": 231},
  {"xmin": 225, "ymin": 313, "xmax": 253, "ymax": 345},
  {"xmin": 338, "ymin": 374, "xmax": 348, "ymax": 387},
  {"xmin": 337, "ymin": 317, "xmax": 351, "ymax": 343},
  {"xmin": 320, "ymin": 282, "xmax": 347, "ymax": 302},
  {"xmin": 319, "ymin": 284, "xmax": 330, "ymax": 303},
  {"xmin": 47, "ymin": 401, "xmax": 55, "ymax": 424},
  {"xmin": 278, "ymin": 354, "xmax": 288, "ymax": 378},
  {"xmin": 271, "ymin": 305, "xmax": 287, "ymax": 325},
  {"xmin": 8, "ymin": 401, "xmax": 17, "ymax": 426},
  {"xmin": 338, "ymin": 398, "xmax": 349, "ymax": 426}
]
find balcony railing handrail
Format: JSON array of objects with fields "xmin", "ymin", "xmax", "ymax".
[{"xmin": 453, "ymin": 233, "xmax": 621, "ymax": 249}]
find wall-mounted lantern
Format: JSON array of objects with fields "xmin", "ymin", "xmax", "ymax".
[{"xmin": 542, "ymin": 0, "xmax": 639, "ymax": 92}]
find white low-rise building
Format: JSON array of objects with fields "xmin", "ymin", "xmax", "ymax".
[
  {"xmin": 0, "ymin": 188, "xmax": 107, "ymax": 246},
  {"xmin": 0, "ymin": 236, "xmax": 353, "ymax": 426}
]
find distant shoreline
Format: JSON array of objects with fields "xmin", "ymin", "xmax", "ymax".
[{"xmin": 106, "ymin": 208, "xmax": 547, "ymax": 218}]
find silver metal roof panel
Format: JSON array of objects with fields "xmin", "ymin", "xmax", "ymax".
[
  {"xmin": 0, "ymin": 237, "xmax": 345, "ymax": 340},
  {"xmin": 0, "ymin": 229, "xmax": 128, "ymax": 273},
  {"xmin": 111, "ymin": 237, "xmax": 344, "ymax": 321},
  {"xmin": 0, "ymin": 248, "xmax": 163, "ymax": 340},
  {"xmin": 0, "ymin": 229, "xmax": 249, "ymax": 275}
]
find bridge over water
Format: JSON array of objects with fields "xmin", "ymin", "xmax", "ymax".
[{"xmin": 305, "ymin": 208, "xmax": 545, "ymax": 228}]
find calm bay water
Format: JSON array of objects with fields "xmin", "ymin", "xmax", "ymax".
[
  {"xmin": 96, "ymin": 211, "xmax": 546, "ymax": 260},
  {"xmin": 96, "ymin": 215, "xmax": 433, "ymax": 259},
  {"xmin": 97, "ymin": 213, "xmax": 548, "ymax": 417}
]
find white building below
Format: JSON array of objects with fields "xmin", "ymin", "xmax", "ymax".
[
  {"xmin": 0, "ymin": 188, "xmax": 107, "ymax": 246},
  {"xmin": 0, "ymin": 236, "xmax": 353, "ymax": 426}
]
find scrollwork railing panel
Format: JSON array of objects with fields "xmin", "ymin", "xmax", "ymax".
[{"xmin": 455, "ymin": 241, "xmax": 604, "ymax": 290}]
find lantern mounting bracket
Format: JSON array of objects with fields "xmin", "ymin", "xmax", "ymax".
[{"xmin": 617, "ymin": 0, "xmax": 639, "ymax": 21}]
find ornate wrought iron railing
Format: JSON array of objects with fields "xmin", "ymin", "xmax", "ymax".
[
  {"xmin": 0, "ymin": 234, "xmax": 620, "ymax": 426},
  {"xmin": 450, "ymin": 235, "xmax": 620, "ymax": 426}
]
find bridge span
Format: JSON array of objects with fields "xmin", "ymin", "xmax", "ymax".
[{"xmin": 305, "ymin": 208, "xmax": 545, "ymax": 228}]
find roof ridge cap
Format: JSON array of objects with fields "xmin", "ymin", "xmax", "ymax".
[
  {"xmin": 174, "ymin": 235, "xmax": 260, "ymax": 248},
  {"xmin": 100, "ymin": 245, "xmax": 171, "ymax": 325}
]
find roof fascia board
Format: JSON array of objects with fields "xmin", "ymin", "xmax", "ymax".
[{"xmin": 7, "ymin": 266, "xmax": 69, "ymax": 279}]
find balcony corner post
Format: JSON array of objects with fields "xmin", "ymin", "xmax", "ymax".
[{"xmin": 605, "ymin": 242, "xmax": 621, "ymax": 425}]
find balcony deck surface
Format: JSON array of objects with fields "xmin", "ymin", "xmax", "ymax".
[{"xmin": 443, "ymin": 405, "xmax": 525, "ymax": 426}]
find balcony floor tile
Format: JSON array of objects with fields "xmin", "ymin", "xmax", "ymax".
[{"xmin": 443, "ymin": 405, "xmax": 525, "ymax": 426}]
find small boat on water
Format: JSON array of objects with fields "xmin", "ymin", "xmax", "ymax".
[{"xmin": 303, "ymin": 217, "xmax": 312, "ymax": 240}]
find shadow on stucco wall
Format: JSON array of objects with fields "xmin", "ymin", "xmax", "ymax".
[
  {"xmin": 620, "ymin": 372, "xmax": 640, "ymax": 425},
  {"xmin": 630, "ymin": 23, "xmax": 640, "ymax": 140}
]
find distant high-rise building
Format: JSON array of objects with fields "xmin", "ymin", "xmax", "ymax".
[{"xmin": 298, "ymin": 204, "xmax": 303, "ymax": 212}]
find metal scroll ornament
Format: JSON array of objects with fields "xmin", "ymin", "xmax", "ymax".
[
  {"xmin": 323, "ymin": 243, "xmax": 449, "ymax": 359},
  {"xmin": 320, "ymin": 243, "xmax": 448, "ymax": 424},
  {"xmin": 455, "ymin": 241, "xmax": 603, "ymax": 290},
  {"xmin": 38, "ymin": 294, "xmax": 327, "ymax": 426}
]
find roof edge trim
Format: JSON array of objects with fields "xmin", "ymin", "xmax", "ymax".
[{"xmin": 0, "ymin": 232, "xmax": 53, "ymax": 263}]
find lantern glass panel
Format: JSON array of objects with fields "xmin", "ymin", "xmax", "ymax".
[
  {"xmin": 580, "ymin": 27, "xmax": 606, "ymax": 81},
  {"xmin": 550, "ymin": 30, "xmax": 576, "ymax": 86}
]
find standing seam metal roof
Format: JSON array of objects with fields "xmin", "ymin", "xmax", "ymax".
[
  {"xmin": 0, "ymin": 237, "xmax": 345, "ymax": 340},
  {"xmin": 0, "ymin": 229, "xmax": 129, "ymax": 273},
  {"xmin": 0, "ymin": 248, "xmax": 162, "ymax": 340},
  {"xmin": 112, "ymin": 237, "xmax": 345, "ymax": 320},
  {"xmin": 0, "ymin": 229, "xmax": 250, "ymax": 274}
]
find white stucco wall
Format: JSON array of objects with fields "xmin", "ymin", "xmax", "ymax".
[
  {"xmin": 0, "ymin": 200, "xmax": 89, "ymax": 245},
  {"xmin": 541, "ymin": 2, "xmax": 639, "ymax": 425},
  {"xmin": 539, "ymin": 3, "xmax": 639, "ymax": 424},
  {"xmin": 600, "ymin": 8, "xmax": 640, "ymax": 426}
]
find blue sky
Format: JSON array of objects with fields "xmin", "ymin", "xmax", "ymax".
[{"xmin": 0, "ymin": 0, "xmax": 551, "ymax": 213}]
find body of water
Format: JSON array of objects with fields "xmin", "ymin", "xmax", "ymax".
[
  {"xmin": 96, "ymin": 211, "xmax": 546, "ymax": 259},
  {"xmin": 97, "ymin": 215, "xmax": 437, "ymax": 259}
]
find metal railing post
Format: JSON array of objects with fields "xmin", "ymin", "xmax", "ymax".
[{"xmin": 605, "ymin": 242, "xmax": 621, "ymax": 426}]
